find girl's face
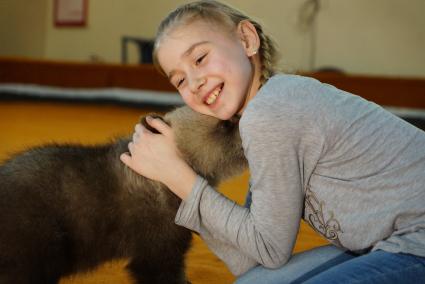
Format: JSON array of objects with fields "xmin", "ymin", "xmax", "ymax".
[{"xmin": 156, "ymin": 20, "xmax": 261, "ymax": 120}]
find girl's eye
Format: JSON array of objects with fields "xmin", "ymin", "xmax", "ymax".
[
  {"xmin": 176, "ymin": 78, "xmax": 185, "ymax": 88},
  {"xmin": 195, "ymin": 53, "xmax": 207, "ymax": 65}
]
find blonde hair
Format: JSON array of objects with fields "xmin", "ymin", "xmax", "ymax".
[{"xmin": 153, "ymin": 0, "xmax": 279, "ymax": 85}]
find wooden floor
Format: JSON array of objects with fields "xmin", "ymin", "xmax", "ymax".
[{"xmin": 0, "ymin": 100, "xmax": 328, "ymax": 284}]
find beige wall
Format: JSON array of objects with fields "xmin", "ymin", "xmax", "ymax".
[
  {"xmin": 43, "ymin": 0, "xmax": 188, "ymax": 63},
  {"xmin": 0, "ymin": 0, "xmax": 48, "ymax": 58},
  {"xmin": 316, "ymin": 0, "xmax": 425, "ymax": 77},
  {"xmin": 1, "ymin": 0, "xmax": 424, "ymax": 77}
]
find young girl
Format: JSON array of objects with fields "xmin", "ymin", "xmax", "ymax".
[{"xmin": 120, "ymin": 1, "xmax": 425, "ymax": 283}]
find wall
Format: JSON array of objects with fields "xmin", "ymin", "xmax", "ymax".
[
  {"xmin": 44, "ymin": 0, "xmax": 182, "ymax": 63},
  {"xmin": 0, "ymin": 0, "xmax": 424, "ymax": 77},
  {"xmin": 0, "ymin": 0, "xmax": 48, "ymax": 58},
  {"xmin": 316, "ymin": 0, "xmax": 425, "ymax": 77}
]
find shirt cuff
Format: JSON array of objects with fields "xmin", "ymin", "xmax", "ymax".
[{"xmin": 174, "ymin": 175, "xmax": 209, "ymax": 232}]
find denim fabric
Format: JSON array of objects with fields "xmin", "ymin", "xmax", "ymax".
[
  {"xmin": 235, "ymin": 245, "xmax": 425, "ymax": 284},
  {"xmin": 235, "ymin": 245, "xmax": 353, "ymax": 284},
  {"xmin": 302, "ymin": 250, "xmax": 425, "ymax": 284}
]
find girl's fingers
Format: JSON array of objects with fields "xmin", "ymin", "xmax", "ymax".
[
  {"xmin": 135, "ymin": 123, "xmax": 154, "ymax": 138},
  {"xmin": 120, "ymin": 152, "xmax": 132, "ymax": 167},
  {"xmin": 132, "ymin": 132, "xmax": 139, "ymax": 143},
  {"xmin": 135, "ymin": 123, "xmax": 143, "ymax": 133},
  {"xmin": 146, "ymin": 116, "xmax": 171, "ymax": 135},
  {"xmin": 128, "ymin": 141, "xmax": 135, "ymax": 154}
]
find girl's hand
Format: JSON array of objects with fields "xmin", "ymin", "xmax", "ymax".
[{"xmin": 120, "ymin": 117, "xmax": 197, "ymax": 200}]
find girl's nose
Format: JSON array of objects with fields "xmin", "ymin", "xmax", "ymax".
[{"xmin": 190, "ymin": 77, "xmax": 206, "ymax": 94}]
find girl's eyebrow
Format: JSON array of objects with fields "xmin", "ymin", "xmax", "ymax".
[
  {"xmin": 167, "ymin": 41, "xmax": 210, "ymax": 79},
  {"xmin": 183, "ymin": 40, "xmax": 209, "ymax": 58}
]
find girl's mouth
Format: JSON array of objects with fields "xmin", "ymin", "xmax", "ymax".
[{"xmin": 205, "ymin": 83, "xmax": 224, "ymax": 105}]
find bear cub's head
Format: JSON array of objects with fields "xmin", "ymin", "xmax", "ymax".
[{"xmin": 141, "ymin": 106, "xmax": 248, "ymax": 186}]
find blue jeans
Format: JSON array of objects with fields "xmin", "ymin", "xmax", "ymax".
[
  {"xmin": 235, "ymin": 245, "xmax": 425, "ymax": 283},
  {"xmin": 240, "ymin": 191, "xmax": 425, "ymax": 283}
]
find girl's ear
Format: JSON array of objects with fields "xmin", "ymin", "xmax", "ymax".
[{"xmin": 237, "ymin": 20, "xmax": 260, "ymax": 57}]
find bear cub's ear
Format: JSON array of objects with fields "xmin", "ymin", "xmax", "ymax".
[{"xmin": 139, "ymin": 113, "xmax": 165, "ymax": 134}]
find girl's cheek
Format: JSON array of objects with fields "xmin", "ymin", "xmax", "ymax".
[
  {"xmin": 181, "ymin": 92, "xmax": 196, "ymax": 107},
  {"xmin": 213, "ymin": 60, "xmax": 233, "ymax": 78},
  {"xmin": 208, "ymin": 59, "xmax": 224, "ymax": 72}
]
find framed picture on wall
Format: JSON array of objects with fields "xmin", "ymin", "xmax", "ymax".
[{"xmin": 54, "ymin": 0, "xmax": 88, "ymax": 27}]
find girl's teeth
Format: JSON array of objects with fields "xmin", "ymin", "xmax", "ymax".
[{"xmin": 206, "ymin": 87, "xmax": 221, "ymax": 105}]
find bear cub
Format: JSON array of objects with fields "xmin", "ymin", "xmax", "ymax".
[{"xmin": 0, "ymin": 106, "xmax": 247, "ymax": 284}]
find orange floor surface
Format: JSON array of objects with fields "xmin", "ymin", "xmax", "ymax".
[{"xmin": 0, "ymin": 101, "xmax": 328, "ymax": 284}]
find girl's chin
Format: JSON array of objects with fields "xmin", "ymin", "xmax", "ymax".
[
  {"xmin": 197, "ymin": 108, "xmax": 227, "ymax": 120},
  {"xmin": 197, "ymin": 101, "xmax": 236, "ymax": 120},
  {"xmin": 213, "ymin": 109, "xmax": 237, "ymax": 120}
]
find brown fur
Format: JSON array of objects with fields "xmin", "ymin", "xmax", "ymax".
[{"xmin": 0, "ymin": 106, "xmax": 247, "ymax": 284}]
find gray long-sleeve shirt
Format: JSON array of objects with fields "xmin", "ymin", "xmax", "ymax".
[{"xmin": 175, "ymin": 74, "xmax": 425, "ymax": 276}]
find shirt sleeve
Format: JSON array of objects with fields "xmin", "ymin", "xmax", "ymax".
[
  {"xmin": 175, "ymin": 100, "xmax": 324, "ymax": 275},
  {"xmin": 196, "ymin": 216, "xmax": 258, "ymax": 276},
  {"xmin": 176, "ymin": 177, "xmax": 258, "ymax": 276}
]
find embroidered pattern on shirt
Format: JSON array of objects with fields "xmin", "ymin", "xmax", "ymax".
[{"xmin": 304, "ymin": 185, "xmax": 343, "ymax": 247}]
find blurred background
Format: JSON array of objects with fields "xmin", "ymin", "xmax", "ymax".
[{"xmin": 1, "ymin": 0, "xmax": 424, "ymax": 77}]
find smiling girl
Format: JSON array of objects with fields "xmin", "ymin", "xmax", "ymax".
[{"xmin": 120, "ymin": 1, "xmax": 425, "ymax": 283}]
